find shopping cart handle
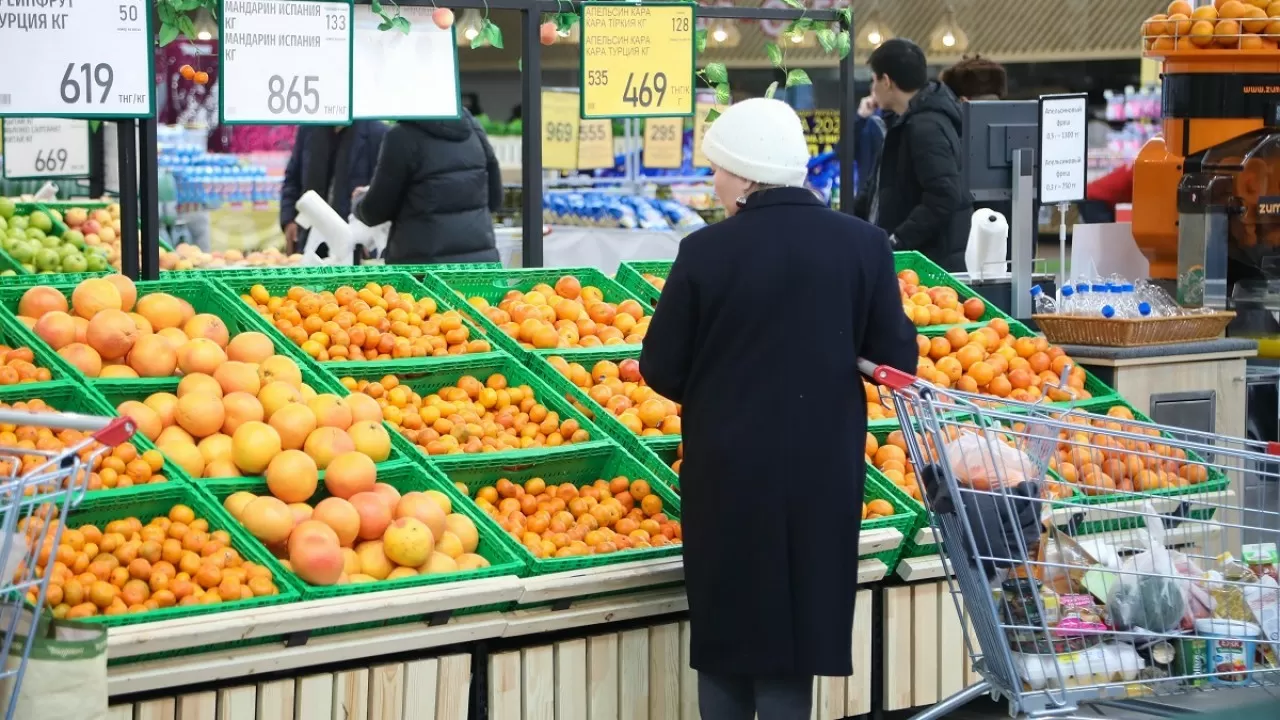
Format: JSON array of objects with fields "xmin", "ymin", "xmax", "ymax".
[
  {"xmin": 0, "ymin": 408, "xmax": 136, "ymax": 447},
  {"xmin": 94, "ymin": 417, "xmax": 138, "ymax": 447},
  {"xmin": 857, "ymin": 359, "xmax": 915, "ymax": 390}
]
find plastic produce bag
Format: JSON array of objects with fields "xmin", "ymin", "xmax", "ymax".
[
  {"xmin": 1106, "ymin": 503, "xmax": 1211, "ymax": 632},
  {"xmin": 0, "ymin": 605, "xmax": 107, "ymax": 720},
  {"xmin": 943, "ymin": 428, "xmax": 1039, "ymax": 490}
]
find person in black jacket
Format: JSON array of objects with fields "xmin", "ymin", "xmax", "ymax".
[
  {"xmin": 352, "ymin": 111, "xmax": 502, "ymax": 265},
  {"xmin": 854, "ymin": 39, "xmax": 969, "ymax": 271},
  {"xmin": 279, "ymin": 121, "xmax": 389, "ymax": 254},
  {"xmin": 639, "ymin": 98, "xmax": 918, "ymax": 720}
]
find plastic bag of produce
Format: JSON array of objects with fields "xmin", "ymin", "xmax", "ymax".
[
  {"xmin": 0, "ymin": 604, "xmax": 107, "ymax": 719},
  {"xmin": 943, "ymin": 428, "xmax": 1039, "ymax": 490},
  {"xmin": 1106, "ymin": 504, "xmax": 1210, "ymax": 633}
]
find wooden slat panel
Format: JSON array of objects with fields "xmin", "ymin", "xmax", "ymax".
[
  {"xmin": 618, "ymin": 629, "xmax": 649, "ymax": 720},
  {"xmin": 175, "ymin": 692, "xmax": 216, "ymax": 720},
  {"xmin": 403, "ymin": 659, "xmax": 439, "ymax": 719},
  {"xmin": 368, "ymin": 663, "xmax": 405, "ymax": 720},
  {"xmin": 436, "ymin": 654, "xmax": 472, "ymax": 720},
  {"xmin": 136, "ymin": 698, "xmax": 176, "ymax": 720},
  {"xmin": 648, "ymin": 624, "xmax": 680, "ymax": 720},
  {"xmin": 882, "ymin": 586, "xmax": 914, "ymax": 711},
  {"xmin": 522, "ymin": 645, "xmax": 556, "ymax": 720},
  {"xmin": 256, "ymin": 678, "xmax": 295, "ymax": 720},
  {"xmin": 217, "ymin": 686, "xmax": 256, "ymax": 720},
  {"xmin": 489, "ymin": 651, "xmax": 523, "ymax": 720},
  {"xmin": 678, "ymin": 622, "xmax": 697, "ymax": 720},
  {"xmin": 332, "ymin": 669, "xmax": 370, "ymax": 720},
  {"xmin": 107, "ymin": 706, "xmax": 134, "ymax": 720},
  {"xmin": 587, "ymin": 633, "xmax": 619, "ymax": 720},
  {"xmin": 939, "ymin": 588, "xmax": 966, "ymax": 699},
  {"xmin": 295, "ymin": 674, "xmax": 334, "ymax": 720},
  {"xmin": 555, "ymin": 638, "xmax": 588, "ymax": 720},
  {"xmin": 847, "ymin": 589, "xmax": 872, "ymax": 717},
  {"xmin": 911, "ymin": 583, "xmax": 940, "ymax": 708},
  {"xmin": 809, "ymin": 677, "xmax": 820, "ymax": 720},
  {"xmin": 817, "ymin": 676, "xmax": 844, "ymax": 720}
]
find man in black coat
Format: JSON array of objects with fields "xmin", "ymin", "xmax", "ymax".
[
  {"xmin": 279, "ymin": 121, "xmax": 388, "ymax": 254},
  {"xmin": 854, "ymin": 39, "xmax": 969, "ymax": 271},
  {"xmin": 640, "ymin": 98, "xmax": 919, "ymax": 719},
  {"xmin": 352, "ymin": 112, "xmax": 503, "ymax": 265}
]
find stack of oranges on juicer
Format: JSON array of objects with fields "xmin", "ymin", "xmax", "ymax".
[{"xmin": 1144, "ymin": 0, "xmax": 1280, "ymax": 52}]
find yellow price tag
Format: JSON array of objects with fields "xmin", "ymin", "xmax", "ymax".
[
  {"xmin": 692, "ymin": 102, "xmax": 716, "ymax": 168},
  {"xmin": 580, "ymin": 2, "xmax": 696, "ymax": 119},
  {"xmin": 643, "ymin": 118, "xmax": 684, "ymax": 169},
  {"xmin": 578, "ymin": 119, "xmax": 615, "ymax": 170},
  {"xmin": 542, "ymin": 89, "xmax": 580, "ymax": 171}
]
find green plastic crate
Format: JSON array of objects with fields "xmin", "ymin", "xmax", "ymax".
[
  {"xmin": 614, "ymin": 260, "xmax": 672, "ymax": 308},
  {"xmin": 637, "ymin": 435, "xmax": 682, "ymax": 492},
  {"xmin": 42, "ymin": 482, "xmax": 300, "ymax": 628},
  {"xmin": 0, "ymin": 311, "xmax": 80, "ymax": 389},
  {"xmin": 419, "ymin": 266, "xmax": 652, "ymax": 359},
  {"xmin": 197, "ymin": 461, "xmax": 525, "ymax": 603},
  {"xmin": 864, "ymin": 425, "xmax": 936, "ymax": 559},
  {"xmin": 894, "ymin": 250, "xmax": 1015, "ymax": 329},
  {"xmin": 0, "ymin": 380, "xmax": 194, "ymax": 502},
  {"xmin": 429, "ymin": 443, "xmax": 683, "ymax": 575},
  {"xmin": 206, "ymin": 268, "xmax": 503, "ymax": 368},
  {"xmin": 860, "ymin": 474, "xmax": 918, "ymax": 574},
  {"xmin": 321, "ymin": 354, "xmax": 614, "ymax": 468}
]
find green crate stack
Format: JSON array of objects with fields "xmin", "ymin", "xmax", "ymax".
[
  {"xmin": 419, "ymin": 266, "xmax": 652, "ymax": 359},
  {"xmin": 861, "ymin": 473, "xmax": 919, "ymax": 574},
  {"xmin": 429, "ymin": 443, "xmax": 683, "ymax": 575},
  {"xmin": 523, "ymin": 346, "xmax": 682, "ymax": 490},
  {"xmin": 41, "ymin": 482, "xmax": 300, "ymax": 628},
  {"xmin": 0, "ymin": 380, "xmax": 194, "ymax": 503},
  {"xmin": 197, "ymin": 462, "xmax": 524, "ymax": 607},
  {"xmin": 614, "ymin": 260, "xmax": 672, "ymax": 308},
  {"xmin": 205, "ymin": 268, "xmax": 503, "ymax": 368},
  {"xmin": 319, "ymin": 354, "xmax": 615, "ymax": 469},
  {"xmin": 865, "ymin": 426, "xmax": 936, "ymax": 559},
  {"xmin": 0, "ymin": 310, "xmax": 81, "ymax": 389}
]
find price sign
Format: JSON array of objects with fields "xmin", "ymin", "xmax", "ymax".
[
  {"xmin": 352, "ymin": 5, "xmax": 459, "ymax": 120},
  {"xmin": 1038, "ymin": 93, "xmax": 1088, "ymax": 204},
  {"xmin": 542, "ymin": 90, "xmax": 581, "ymax": 171},
  {"xmin": 578, "ymin": 119, "xmax": 615, "ymax": 170},
  {"xmin": 219, "ymin": 0, "xmax": 353, "ymax": 125},
  {"xmin": 580, "ymin": 2, "xmax": 696, "ymax": 119},
  {"xmin": 1, "ymin": 118, "xmax": 90, "ymax": 179},
  {"xmin": 643, "ymin": 118, "xmax": 684, "ymax": 169},
  {"xmin": 692, "ymin": 102, "xmax": 715, "ymax": 168},
  {"xmin": 0, "ymin": 1, "xmax": 153, "ymax": 118}
]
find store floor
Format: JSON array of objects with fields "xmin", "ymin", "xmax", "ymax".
[{"xmin": 937, "ymin": 685, "xmax": 1278, "ymax": 718}]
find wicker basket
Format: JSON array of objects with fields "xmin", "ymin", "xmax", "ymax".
[{"xmin": 1032, "ymin": 311, "xmax": 1236, "ymax": 347}]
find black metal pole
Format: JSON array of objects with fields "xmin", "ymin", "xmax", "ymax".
[
  {"xmin": 117, "ymin": 119, "xmax": 140, "ymax": 281},
  {"xmin": 88, "ymin": 125, "xmax": 105, "ymax": 198},
  {"xmin": 138, "ymin": 118, "xmax": 160, "ymax": 280},
  {"xmin": 521, "ymin": 6, "xmax": 543, "ymax": 268},
  {"xmin": 837, "ymin": 18, "xmax": 856, "ymax": 216}
]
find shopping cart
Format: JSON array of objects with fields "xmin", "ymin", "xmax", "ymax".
[
  {"xmin": 0, "ymin": 406, "xmax": 135, "ymax": 719},
  {"xmin": 860, "ymin": 359, "xmax": 1280, "ymax": 719}
]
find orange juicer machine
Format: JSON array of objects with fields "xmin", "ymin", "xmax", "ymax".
[{"xmin": 1133, "ymin": 45, "xmax": 1280, "ymax": 310}]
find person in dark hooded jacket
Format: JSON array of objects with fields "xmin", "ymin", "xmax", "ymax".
[
  {"xmin": 854, "ymin": 39, "xmax": 969, "ymax": 271},
  {"xmin": 353, "ymin": 111, "xmax": 503, "ymax": 265},
  {"xmin": 280, "ymin": 121, "xmax": 389, "ymax": 255}
]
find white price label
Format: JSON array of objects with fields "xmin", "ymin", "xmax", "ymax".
[
  {"xmin": 220, "ymin": 0, "xmax": 353, "ymax": 125},
  {"xmin": 0, "ymin": 1, "xmax": 153, "ymax": 118},
  {"xmin": 1, "ymin": 118, "xmax": 90, "ymax": 179},
  {"xmin": 352, "ymin": 5, "xmax": 459, "ymax": 120},
  {"xmin": 1038, "ymin": 93, "xmax": 1088, "ymax": 205}
]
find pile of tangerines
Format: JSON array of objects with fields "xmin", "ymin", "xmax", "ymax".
[
  {"xmin": 898, "ymin": 269, "xmax": 988, "ymax": 327},
  {"xmin": 1144, "ymin": 0, "xmax": 1280, "ymax": 51},
  {"xmin": 547, "ymin": 356, "xmax": 681, "ymax": 436},
  {"xmin": 464, "ymin": 275, "xmax": 650, "ymax": 349},
  {"xmin": 0, "ymin": 344, "xmax": 54, "ymax": 385},
  {"xmin": 916, "ymin": 318, "xmax": 1090, "ymax": 403}
]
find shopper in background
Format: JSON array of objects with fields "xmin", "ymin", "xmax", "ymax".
[
  {"xmin": 640, "ymin": 98, "xmax": 917, "ymax": 720},
  {"xmin": 939, "ymin": 54, "xmax": 1008, "ymax": 101},
  {"xmin": 279, "ymin": 121, "xmax": 388, "ymax": 255},
  {"xmin": 351, "ymin": 110, "xmax": 503, "ymax": 265},
  {"xmin": 854, "ymin": 38, "xmax": 968, "ymax": 271},
  {"xmin": 853, "ymin": 95, "xmax": 888, "ymax": 201}
]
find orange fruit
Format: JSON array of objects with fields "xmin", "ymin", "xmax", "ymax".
[
  {"xmin": 1215, "ymin": 19, "xmax": 1242, "ymax": 46},
  {"xmin": 1191, "ymin": 6, "xmax": 1219, "ymax": 21},
  {"xmin": 1144, "ymin": 13, "xmax": 1172, "ymax": 36},
  {"xmin": 1168, "ymin": 0, "xmax": 1194, "ymax": 15}
]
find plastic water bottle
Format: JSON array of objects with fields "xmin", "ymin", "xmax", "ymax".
[
  {"xmin": 1134, "ymin": 279, "xmax": 1181, "ymax": 316},
  {"xmin": 1059, "ymin": 284, "xmax": 1076, "ymax": 314},
  {"xmin": 1030, "ymin": 285, "xmax": 1058, "ymax": 314},
  {"xmin": 1072, "ymin": 283, "xmax": 1091, "ymax": 315}
]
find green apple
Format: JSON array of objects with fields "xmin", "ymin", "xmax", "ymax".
[
  {"xmin": 9, "ymin": 215, "xmax": 28, "ymax": 230},
  {"xmin": 0, "ymin": 197, "xmax": 14, "ymax": 220},
  {"xmin": 20, "ymin": 263, "xmax": 34, "ymax": 273},
  {"xmin": 0, "ymin": 216, "xmax": 7, "ymax": 232},
  {"xmin": 57, "ymin": 243, "xmax": 80, "ymax": 258},
  {"xmin": 61, "ymin": 229, "xmax": 85, "ymax": 249},
  {"xmin": 9, "ymin": 243, "xmax": 33, "ymax": 263},
  {"xmin": 33, "ymin": 248, "xmax": 60, "ymax": 271},
  {"xmin": 0, "ymin": 269, "xmax": 15, "ymax": 276},
  {"xmin": 2, "ymin": 236, "xmax": 23, "ymax": 253},
  {"xmin": 39, "ymin": 235, "xmax": 60, "ymax": 249},
  {"xmin": 60, "ymin": 252, "xmax": 87, "ymax": 273},
  {"xmin": 25, "ymin": 227, "xmax": 45, "ymax": 242},
  {"xmin": 27, "ymin": 211, "xmax": 52, "ymax": 233},
  {"xmin": 84, "ymin": 253, "xmax": 107, "ymax": 272}
]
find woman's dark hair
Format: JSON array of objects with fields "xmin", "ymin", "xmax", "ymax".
[
  {"xmin": 867, "ymin": 38, "xmax": 929, "ymax": 92},
  {"xmin": 940, "ymin": 56, "xmax": 1008, "ymax": 100}
]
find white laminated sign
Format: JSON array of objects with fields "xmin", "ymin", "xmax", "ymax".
[
  {"xmin": 0, "ymin": 0, "xmax": 154, "ymax": 117},
  {"xmin": 1038, "ymin": 93, "xmax": 1089, "ymax": 205},
  {"xmin": 352, "ymin": 5, "xmax": 460, "ymax": 120},
  {"xmin": 1, "ymin": 118, "xmax": 90, "ymax": 179}
]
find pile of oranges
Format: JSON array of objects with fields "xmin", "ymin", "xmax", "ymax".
[
  {"xmin": 862, "ymin": 498, "xmax": 896, "ymax": 521},
  {"xmin": 915, "ymin": 319, "xmax": 1090, "ymax": 403},
  {"xmin": 471, "ymin": 475, "xmax": 681, "ymax": 559},
  {"xmin": 464, "ymin": 275, "xmax": 650, "ymax": 349},
  {"xmin": 1046, "ymin": 405, "xmax": 1210, "ymax": 496},
  {"xmin": 866, "ymin": 430, "xmax": 922, "ymax": 501},
  {"xmin": 672, "ymin": 442, "xmax": 683, "ymax": 474},
  {"xmin": 642, "ymin": 274, "xmax": 666, "ymax": 291},
  {"xmin": 29, "ymin": 504, "xmax": 281, "ymax": 618},
  {"xmin": 0, "ymin": 344, "xmax": 53, "ymax": 385},
  {"xmin": 547, "ymin": 356, "xmax": 681, "ymax": 436},
  {"xmin": 1143, "ymin": 0, "xmax": 1280, "ymax": 52},
  {"xmin": 0, "ymin": 398, "xmax": 166, "ymax": 493},
  {"xmin": 898, "ymin": 269, "xmax": 987, "ymax": 327},
  {"xmin": 241, "ymin": 282, "xmax": 492, "ymax": 362},
  {"xmin": 340, "ymin": 372, "xmax": 592, "ymax": 456}
]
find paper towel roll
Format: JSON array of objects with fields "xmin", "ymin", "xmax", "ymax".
[
  {"xmin": 295, "ymin": 190, "xmax": 353, "ymax": 265},
  {"xmin": 965, "ymin": 208, "xmax": 1009, "ymax": 279}
]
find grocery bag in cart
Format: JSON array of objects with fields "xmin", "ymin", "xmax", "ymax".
[{"xmin": 0, "ymin": 605, "xmax": 107, "ymax": 720}]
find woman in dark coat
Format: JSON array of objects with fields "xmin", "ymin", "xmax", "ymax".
[{"xmin": 639, "ymin": 98, "xmax": 918, "ymax": 719}]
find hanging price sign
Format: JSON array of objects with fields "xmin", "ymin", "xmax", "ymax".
[
  {"xmin": 578, "ymin": 119, "xmax": 615, "ymax": 170},
  {"xmin": 0, "ymin": 1, "xmax": 154, "ymax": 118},
  {"xmin": 1, "ymin": 118, "xmax": 90, "ymax": 179},
  {"xmin": 542, "ymin": 90, "xmax": 581, "ymax": 171},
  {"xmin": 352, "ymin": 4, "xmax": 460, "ymax": 120},
  {"xmin": 580, "ymin": 2, "xmax": 696, "ymax": 119},
  {"xmin": 219, "ymin": 0, "xmax": 354, "ymax": 125},
  {"xmin": 643, "ymin": 118, "xmax": 684, "ymax": 169},
  {"xmin": 692, "ymin": 102, "xmax": 715, "ymax": 168}
]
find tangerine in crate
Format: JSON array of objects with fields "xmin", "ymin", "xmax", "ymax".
[
  {"xmin": 916, "ymin": 319, "xmax": 1091, "ymax": 403},
  {"xmin": 470, "ymin": 275, "xmax": 651, "ymax": 349},
  {"xmin": 0, "ymin": 344, "xmax": 53, "ymax": 385},
  {"xmin": 547, "ymin": 355, "xmax": 681, "ymax": 436},
  {"xmin": 898, "ymin": 268, "xmax": 987, "ymax": 327}
]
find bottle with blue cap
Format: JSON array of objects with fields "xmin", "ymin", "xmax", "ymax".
[
  {"xmin": 1030, "ymin": 284, "xmax": 1058, "ymax": 314},
  {"xmin": 1059, "ymin": 284, "xmax": 1076, "ymax": 314}
]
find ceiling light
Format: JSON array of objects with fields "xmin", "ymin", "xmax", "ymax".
[
  {"xmin": 930, "ymin": 7, "xmax": 969, "ymax": 54},
  {"xmin": 456, "ymin": 9, "xmax": 485, "ymax": 46},
  {"xmin": 856, "ymin": 10, "xmax": 893, "ymax": 51}
]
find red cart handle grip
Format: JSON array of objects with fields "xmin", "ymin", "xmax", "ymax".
[{"xmin": 857, "ymin": 359, "xmax": 915, "ymax": 390}]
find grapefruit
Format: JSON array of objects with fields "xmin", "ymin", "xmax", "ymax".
[
  {"xmin": 127, "ymin": 334, "xmax": 178, "ymax": 377},
  {"xmin": 177, "ymin": 338, "xmax": 227, "ymax": 376},
  {"xmin": 269, "ymin": 402, "xmax": 318, "ymax": 451},
  {"xmin": 70, "ymin": 278, "xmax": 122, "ymax": 319},
  {"xmin": 57, "ymin": 343, "xmax": 102, "ymax": 377},
  {"xmin": 183, "ymin": 314, "xmax": 230, "ymax": 348},
  {"xmin": 266, "ymin": 449, "xmax": 318, "ymax": 503},
  {"xmin": 134, "ymin": 293, "xmax": 184, "ymax": 330},
  {"xmin": 103, "ymin": 275, "xmax": 137, "ymax": 311},
  {"xmin": 349, "ymin": 492, "xmax": 393, "ymax": 541},
  {"xmin": 312, "ymin": 497, "xmax": 360, "ymax": 546},
  {"xmin": 226, "ymin": 331, "xmax": 274, "ymax": 363},
  {"xmin": 175, "ymin": 392, "xmax": 225, "ymax": 438},
  {"xmin": 348, "ymin": 420, "xmax": 391, "ymax": 462},
  {"xmin": 33, "ymin": 311, "xmax": 77, "ymax": 350},
  {"xmin": 323, "ymin": 451, "xmax": 377, "ymax": 499},
  {"xmin": 231, "ymin": 421, "xmax": 282, "ymax": 475},
  {"xmin": 18, "ymin": 285, "xmax": 67, "ymax": 317},
  {"xmin": 221, "ymin": 391, "xmax": 265, "ymax": 435},
  {"xmin": 304, "ymin": 426, "xmax": 355, "ymax": 469},
  {"xmin": 241, "ymin": 496, "xmax": 295, "ymax": 544},
  {"xmin": 85, "ymin": 309, "xmax": 138, "ymax": 360}
]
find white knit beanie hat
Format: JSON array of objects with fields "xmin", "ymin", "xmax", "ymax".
[{"xmin": 701, "ymin": 98, "xmax": 810, "ymax": 188}]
